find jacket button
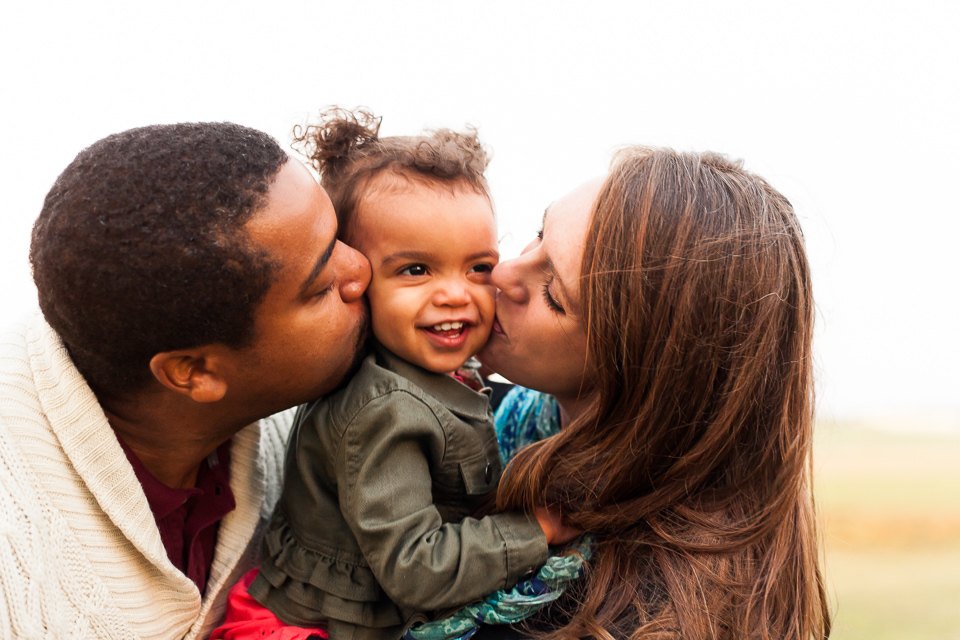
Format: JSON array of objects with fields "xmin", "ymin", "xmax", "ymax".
[{"xmin": 484, "ymin": 462, "xmax": 493, "ymax": 483}]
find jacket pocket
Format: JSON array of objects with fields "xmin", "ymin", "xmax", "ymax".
[{"xmin": 458, "ymin": 453, "xmax": 501, "ymax": 496}]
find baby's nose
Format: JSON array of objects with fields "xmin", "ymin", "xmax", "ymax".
[{"xmin": 433, "ymin": 279, "xmax": 471, "ymax": 306}]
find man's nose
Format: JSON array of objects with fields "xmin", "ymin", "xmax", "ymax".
[
  {"xmin": 337, "ymin": 242, "xmax": 371, "ymax": 302},
  {"xmin": 490, "ymin": 258, "xmax": 528, "ymax": 303}
]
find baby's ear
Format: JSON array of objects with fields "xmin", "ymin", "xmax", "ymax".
[{"xmin": 149, "ymin": 350, "xmax": 228, "ymax": 403}]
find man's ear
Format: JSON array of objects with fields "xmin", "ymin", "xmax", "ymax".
[{"xmin": 149, "ymin": 350, "xmax": 228, "ymax": 403}]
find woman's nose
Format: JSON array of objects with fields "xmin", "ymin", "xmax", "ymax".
[
  {"xmin": 337, "ymin": 241, "xmax": 371, "ymax": 303},
  {"xmin": 491, "ymin": 258, "xmax": 528, "ymax": 303}
]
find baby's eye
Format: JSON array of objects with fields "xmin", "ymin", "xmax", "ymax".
[
  {"xmin": 400, "ymin": 264, "xmax": 428, "ymax": 277},
  {"xmin": 469, "ymin": 263, "xmax": 494, "ymax": 275}
]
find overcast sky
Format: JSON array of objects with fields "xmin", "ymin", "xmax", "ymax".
[{"xmin": 2, "ymin": 1, "xmax": 957, "ymax": 428}]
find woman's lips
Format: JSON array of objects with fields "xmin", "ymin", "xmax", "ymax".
[{"xmin": 491, "ymin": 316, "xmax": 504, "ymax": 336}]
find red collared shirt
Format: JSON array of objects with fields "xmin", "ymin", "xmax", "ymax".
[{"xmin": 118, "ymin": 438, "xmax": 236, "ymax": 593}]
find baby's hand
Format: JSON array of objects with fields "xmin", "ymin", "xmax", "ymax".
[{"xmin": 535, "ymin": 506, "xmax": 582, "ymax": 546}]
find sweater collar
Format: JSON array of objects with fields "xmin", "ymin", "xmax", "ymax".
[{"xmin": 25, "ymin": 313, "xmax": 267, "ymax": 638}]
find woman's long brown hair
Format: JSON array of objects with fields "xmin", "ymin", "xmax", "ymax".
[{"xmin": 497, "ymin": 147, "xmax": 831, "ymax": 639}]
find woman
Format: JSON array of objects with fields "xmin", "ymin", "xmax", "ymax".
[{"xmin": 477, "ymin": 147, "xmax": 831, "ymax": 639}]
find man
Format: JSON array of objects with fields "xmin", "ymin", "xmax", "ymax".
[{"xmin": 0, "ymin": 123, "xmax": 370, "ymax": 639}]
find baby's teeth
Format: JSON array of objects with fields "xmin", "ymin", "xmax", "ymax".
[{"xmin": 432, "ymin": 322, "xmax": 464, "ymax": 331}]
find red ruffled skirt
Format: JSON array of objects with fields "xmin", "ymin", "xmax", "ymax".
[{"xmin": 210, "ymin": 569, "xmax": 328, "ymax": 640}]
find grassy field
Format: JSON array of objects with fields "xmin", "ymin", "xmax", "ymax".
[{"xmin": 815, "ymin": 423, "xmax": 960, "ymax": 639}]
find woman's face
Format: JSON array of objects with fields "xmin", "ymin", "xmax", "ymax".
[{"xmin": 478, "ymin": 177, "xmax": 604, "ymax": 412}]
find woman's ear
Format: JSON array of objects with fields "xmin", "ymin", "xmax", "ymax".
[{"xmin": 149, "ymin": 350, "xmax": 228, "ymax": 403}]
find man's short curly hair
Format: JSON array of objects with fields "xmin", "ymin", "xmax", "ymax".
[{"xmin": 30, "ymin": 122, "xmax": 289, "ymax": 397}]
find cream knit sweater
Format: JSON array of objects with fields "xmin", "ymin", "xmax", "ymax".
[{"xmin": 0, "ymin": 313, "xmax": 292, "ymax": 640}]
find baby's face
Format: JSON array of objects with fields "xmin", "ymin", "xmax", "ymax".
[{"xmin": 348, "ymin": 177, "xmax": 498, "ymax": 374}]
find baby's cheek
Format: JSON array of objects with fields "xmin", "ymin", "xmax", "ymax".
[
  {"xmin": 366, "ymin": 288, "xmax": 411, "ymax": 348},
  {"xmin": 368, "ymin": 310, "xmax": 397, "ymax": 352},
  {"xmin": 474, "ymin": 287, "xmax": 498, "ymax": 340},
  {"xmin": 365, "ymin": 287, "xmax": 393, "ymax": 340},
  {"xmin": 479, "ymin": 285, "xmax": 498, "ymax": 319}
]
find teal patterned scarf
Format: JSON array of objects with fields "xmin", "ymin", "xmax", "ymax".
[{"xmin": 494, "ymin": 386, "xmax": 562, "ymax": 465}]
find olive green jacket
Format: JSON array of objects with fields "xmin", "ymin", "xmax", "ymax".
[{"xmin": 250, "ymin": 345, "xmax": 548, "ymax": 640}]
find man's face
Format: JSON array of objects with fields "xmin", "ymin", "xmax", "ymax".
[{"xmin": 222, "ymin": 159, "xmax": 370, "ymax": 416}]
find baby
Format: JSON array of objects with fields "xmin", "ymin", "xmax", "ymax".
[{"xmin": 227, "ymin": 110, "xmax": 556, "ymax": 640}]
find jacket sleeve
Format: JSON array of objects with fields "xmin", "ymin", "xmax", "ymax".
[{"xmin": 336, "ymin": 391, "xmax": 549, "ymax": 612}]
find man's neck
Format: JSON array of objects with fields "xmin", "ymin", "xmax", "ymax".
[{"xmin": 100, "ymin": 389, "xmax": 242, "ymax": 489}]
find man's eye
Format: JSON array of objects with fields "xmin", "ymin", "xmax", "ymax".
[
  {"xmin": 313, "ymin": 283, "xmax": 334, "ymax": 299},
  {"xmin": 400, "ymin": 264, "xmax": 428, "ymax": 276}
]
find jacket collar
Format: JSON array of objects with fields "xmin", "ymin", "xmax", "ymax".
[{"xmin": 373, "ymin": 342, "xmax": 492, "ymax": 422}]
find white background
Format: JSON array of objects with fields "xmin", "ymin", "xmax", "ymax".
[{"xmin": 2, "ymin": 1, "xmax": 957, "ymax": 428}]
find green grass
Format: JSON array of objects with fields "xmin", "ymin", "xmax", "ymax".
[
  {"xmin": 815, "ymin": 424, "xmax": 960, "ymax": 639},
  {"xmin": 825, "ymin": 548, "xmax": 960, "ymax": 640}
]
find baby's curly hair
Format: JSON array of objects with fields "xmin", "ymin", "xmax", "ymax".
[
  {"xmin": 293, "ymin": 107, "xmax": 491, "ymax": 239},
  {"xmin": 30, "ymin": 122, "xmax": 289, "ymax": 397}
]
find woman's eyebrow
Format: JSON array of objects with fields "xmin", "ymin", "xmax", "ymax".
[
  {"xmin": 540, "ymin": 210, "xmax": 571, "ymax": 298},
  {"xmin": 540, "ymin": 206, "xmax": 576, "ymax": 310},
  {"xmin": 543, "ymin": 253, "xmax": 575, "ymax": 311},
  {"xmin": 543, "ymin": 255, "xmax": 566, "ymax": 291}
]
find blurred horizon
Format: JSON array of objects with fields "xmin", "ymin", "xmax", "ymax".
[
  {"xmin": 2, "ymin": 1, "xmax": 957, "ymax": 429},
  {"xmin": 814, "ymin": 423, "xmax": 960, "ymax": 638}
]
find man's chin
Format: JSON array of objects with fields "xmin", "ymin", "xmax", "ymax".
[
  {"xmin": 354, "ymin": 302, "xmax": 371, "ymax": 357},
  {"xmin": 335, "ymin": 307, "xmax": 372, "ymax": 393}
]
